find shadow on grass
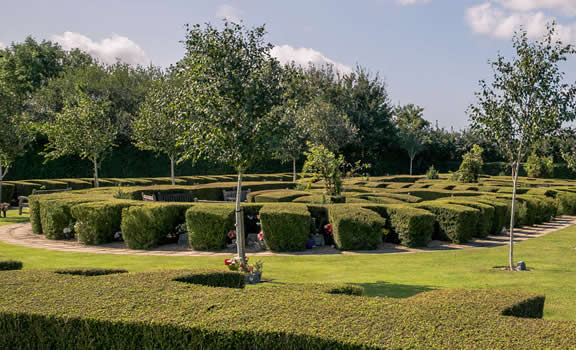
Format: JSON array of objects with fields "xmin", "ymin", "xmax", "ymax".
[{"xmin": 359, "ymin": 281, "xmax": 434, "ymax": 298}]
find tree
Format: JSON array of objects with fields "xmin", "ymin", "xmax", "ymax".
[
  {"xmin": 299, "ymin": 96, "xmax": 357, "ymax": 153},
  {"xmin": 270, "ymin": 65, "xmax": 310, "ymax": 182},
  {"xmin": 395, "ymin": 104, "xmax": 430, "ymax": 175},
  {"xmin": 41, "ymin": 89, "xmax": 117, "ymax": 187},
  {"xmin": 133, "ymin": 73, "xmax": 187, "ymax": 185},
  {"xmin": 456, "ymin": 144, "xmax": 484, "ymax": 183},
  {"xmin": 177, "ymin": 22, "xmax": 283, "ymax": 265},
  {"xmin": 0, "ymin": 92, "xmax": 32, "ymax": 203},
  {"xmin": 302, "ymin": 143, "xmax": 344, "ymax": 196},
  {"xmin": 469, "ymin": 24, "xmax": 576, "ymax": 270},
  {"xmin": 525, "ymin": 152, "xmax": 553, "ymax": 178}
]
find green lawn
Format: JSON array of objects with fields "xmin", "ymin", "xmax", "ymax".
[{"xmin": 1, "ymin": 209, "xmax": 576, "ymax": 320}]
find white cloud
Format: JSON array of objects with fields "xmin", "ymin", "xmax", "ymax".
[
  {"xmin": 216, "ymin": 4, "xmax": 243, "ymax": 23},
  {"xmin": 397, "ymin": 0, "xmax": 431, "ymax": 5},
  {"xmin": 466, "ymin": 2, "xmax": 576, "ymax": 42},
  {"xmin": 271, "ymin": 45, "xmax": 353, "ymax": 75},
  {"xmin": 496, "ymin": 0, "xmax": 576, "ymax": 16},
  {"xmin": 52, "ymin": 32, "xmax": 149, "ymax": 66}
]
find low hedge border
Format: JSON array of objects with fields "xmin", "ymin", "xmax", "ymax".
[{"xmin": 0, "ymin": 270, "xmax": 565, "ymax": 349}]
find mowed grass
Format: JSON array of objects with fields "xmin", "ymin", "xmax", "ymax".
[{"xmin": 1, "ymin": 209, "xmax": 576, "ymax": 320}]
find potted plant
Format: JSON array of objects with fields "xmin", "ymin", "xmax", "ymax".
[{"xmin": 224, "ymin": 256, "xmax": 264, "ymax": 284}]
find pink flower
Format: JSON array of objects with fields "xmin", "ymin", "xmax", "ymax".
[{"xmin": 257, "ymin": 232, "xmax": 264, "ymax": 241}]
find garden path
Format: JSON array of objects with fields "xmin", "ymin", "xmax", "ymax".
[{"xmin": 0, "ymin": 217, "xmax": 574, "ymax": 257}]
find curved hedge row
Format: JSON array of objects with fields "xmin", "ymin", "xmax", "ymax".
[
  {"xmin": 2, "ymin": 270, "xmax": 573, "ymax": 349},
  {"xmin": 24, "ymin": 174, "xmax": 576, "ymax": 252}
]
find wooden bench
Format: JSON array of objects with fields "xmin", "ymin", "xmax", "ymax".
[
  {"xmin": 18, "ymin": 188, "xmax": 72, "ymax": 215},
  {"xmin": 222, "ymin": 189, "xmax": 251, "ymax": 202},
  {"xmin": 141, "ymin": 192, "xmax": 195, "ymax": 203}
]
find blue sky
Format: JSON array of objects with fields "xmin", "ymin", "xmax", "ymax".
[{"xmin": 2, "ymin": 0, "xmax": 576, "ymax": 128}]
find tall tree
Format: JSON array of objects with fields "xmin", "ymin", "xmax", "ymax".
[
  {"xmin": 133, "ymin": 73, "xmax": 187, "ymax": 185},
  {"xmin": 177, "ymin": 22, "xmax": 283, "ymax": 265},
  {"xmin": 395, "ymin": 104, "xmax": 430, "ymax": 175},
  {"xmin": 41, "ymin": 89, "xmax": 117, "ymax": 187},
  {"xmin": 0, "ymin": 90, "xmax": 33, "ymax": 202},
  {"xmin": 469, "ymin": 24, "xmax": 576, "ymax": 270},
  {"xmin": 299, "ymin": 96, "xmax": 357, "ymax": 153}
]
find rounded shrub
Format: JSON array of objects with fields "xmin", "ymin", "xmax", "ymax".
[
  {"xmin": 185, "ymin": 204, "xmax": 235, "ymax": 250},
  {"xmin": 71, "ymin": 201, "xmax": 137, "ymax": 245},
  {"xmin": 328, "ymin": 205, "xmax": 386, "ymax": 250},
  {"xmin": 121, "ymin": 203, "xmax": 190, "ymax": 249},
  {"xmin": 363, "ymin": 204, "xmax": 435, "ymax": 248},
  {"xmin": 415, "ymin": 202, "xmax": 480, "ymax": 243},
  {"xmin": 259, "ymin": 204, "xmax": 311, "ymax": 252}
]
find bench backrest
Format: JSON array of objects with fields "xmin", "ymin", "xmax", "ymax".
[
  {"xmin": 156, "ymin": 192, "xmax": 195, "ymax": 203},
  {"xmin": 142, "ymin": 193, "xmax": 157, "ymax": 202},
  {"xmin": 222, "ymin": 189, "xmax": 251, "ymax": 202},
  {"xmin": 31, "ymin": 188, "xmax": 72, "ymax": 195}
]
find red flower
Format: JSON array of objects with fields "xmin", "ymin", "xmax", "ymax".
[
  {"xmin": 224, "ymin": 259, "xmax": 231, "ymax": 265},
  {"xmin": 257, "ymin": 232, "xmax": 264, "ymax": 241}
]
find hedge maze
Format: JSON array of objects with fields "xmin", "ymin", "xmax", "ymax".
[
  {"xmin": 11, "ymin": 173, "xmax": 576, "ymax": 252},
  {"xmin": 2, "ymin": 269, "xmax": 576, "ymax": 349}
]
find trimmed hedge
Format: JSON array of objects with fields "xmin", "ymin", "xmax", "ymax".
[
  {"xmin": 476, "ymin": 197, "xmax": 510, "ymax": 234},
  {"xmin": 363, "ymin": 204, "xmax": 435, "ymax": 248},
  {"xmin": 39, "ymin": 197, "xmax": 96, "ymax": 240},
  {"xmin": 328, "ymin": 205, "xmax": 386, "ymax": 250},
  {"xmin": 173, "ymin": 271, "xmax": 245, "ymax": 289},
  {"xmin": 121, "ymin": 203, "xmax": 191, "ymax": 249},
  {"xmin": 558, "ymin": 192, "xmax": 576, "ymax": 215},
  {"xmin": 185, "ymin": 204, "xmax": 235, "ymax": 250},
  {"xmin": 71, "ymin": 201, "xmax": 138, "ymax": 244},
  {"xmin": 440, "ymin": 199, "xmax": 495, "ymax": 238},
  {"xmin": 248, "ymin": 189, "xmax": 309, "ymax": 203},
  {"xmin": 1, "ymin": 270, "xmax": 567, "ymax": 349},
  {"xmin": 259, "ymin": 204, "xmax": 310, "ymax": 251},
  {"xmin": 0, "ymin": 260, "xmax": 22, "ymax": 271},
  {"xmin": 415, "ymin": 202, "xmax": 480, "ymax": 243}
]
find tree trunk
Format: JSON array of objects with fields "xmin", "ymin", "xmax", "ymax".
[
  {"xmin": 0, "ymin": 164, "xmax": 4, "ymax": 204},
  {"xmin": 292, "ymin": 157, "xmax": 297, "ymax": 183},
  {"xmin": 93, "ymin": 157, "xmax": 100, "ymax": 188},
  {"xmin": 409, "ymin": 155, "xmax": 414, "ymax": 176},
  {"xmin": 170, "ymin": 156, "xmax": 175, "ymax": 186},
  {"xmin": 508, "ymin": 161, "xmax": 521, "ymax": 270},
  {"xmin": 235, "ymin": 171, "xmax": 246, "ymax": 265}
]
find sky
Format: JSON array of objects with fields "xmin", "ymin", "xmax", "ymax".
[{"xmin": 2, "ymin": 0, "xmax": 576, "ymax": 129}]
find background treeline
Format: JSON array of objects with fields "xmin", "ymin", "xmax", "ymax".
[{"xmin": 0, "ymin": 36, "xmax": 573, "ymax": 180}]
